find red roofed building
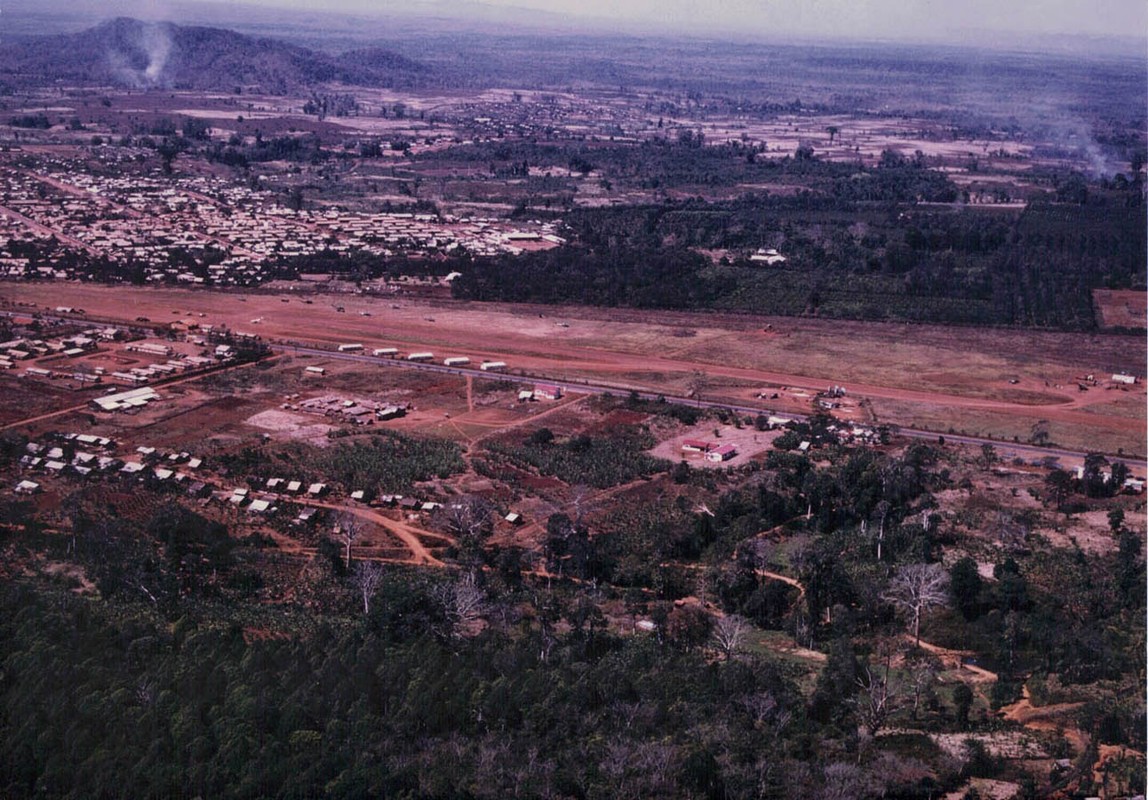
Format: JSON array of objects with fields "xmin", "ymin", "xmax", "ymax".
[{"xmin": 705, "ymin": 444, "xmax": 738, "ymax": 462}]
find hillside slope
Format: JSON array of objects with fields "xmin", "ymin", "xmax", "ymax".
[{"xmin": 0, "ymin": 17, "xmax": 427, "ymax": 92}]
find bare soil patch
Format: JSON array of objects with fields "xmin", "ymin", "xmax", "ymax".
[
  {"xmin": 1094, "ymin": 289, "xmax": 1146, "ymax": 330},
  {"xmin": 244, "ymin": 409, "xmax": 336, "ymax": 445},
  {"xmin": 650, "ymin": 424, "xmax": 781, "ymax": 468}
]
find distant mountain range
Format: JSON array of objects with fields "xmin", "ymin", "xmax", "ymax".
[{"xmin": 0, "ymin": 17, "xmax": 428, "ymax": 92}]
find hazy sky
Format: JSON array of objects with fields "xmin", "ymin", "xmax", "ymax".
[{"xmin": 195, "ymin": 0, "xmax": 1147, "ymax": 42}]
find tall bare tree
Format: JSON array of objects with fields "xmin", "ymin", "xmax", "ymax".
[
  {"xmin": 437, "ymin": 496, "xmax": 494, "ymax": 568},
  {"xmin": 336, "ymin": 510, "xmax": 363, "ymax": 570},
  {"xmin": 853, "ymin": 640, "xmax": 903, "ymax": 736},
  {"xmin": 433, "ymin": 571, "xmax": 487, "ymax": 635},
  {"xmin": 710, "ymin": 614, "xmax": 749, "ymax": 661},
  {"xmin": 882, "ymin": 563, "xmax": 949, "ymax": 647},
  {"xmin": 905, "ymin": 653, "xmax": 939, "ymax": 719},
  {"xmin": 871, "ymin": 499, "xmax": 892, "ymax": 561},
  {"xmin": 352, "ymin": 561, "xmax": 384, "ymax": 615}
]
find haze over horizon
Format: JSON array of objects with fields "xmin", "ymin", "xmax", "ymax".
[
  {"xmin": 200, "ymin": 0, "xmax": 1148, "ymax": 44},
  {"xmin": 8, "ymin": 0, "xmax": 1148, "ymax": 52}
]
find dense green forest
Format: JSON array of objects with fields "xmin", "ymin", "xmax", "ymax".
[
  {"xmin": 1, "ymin": 420, "xmax": 1143, "ymax": 798},
  {"xmin": 450, "ymin": 191, "xmax": 1146, "ymax": 330}
]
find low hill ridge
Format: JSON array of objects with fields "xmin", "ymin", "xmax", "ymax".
[{"xmin": 0, "ymin": 17, "xmax": 427, "ymax": 91}]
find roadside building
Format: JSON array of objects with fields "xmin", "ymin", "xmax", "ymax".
[{"xmin": 705, "ymin": 444, "xmax": 738, "ymax": 462}]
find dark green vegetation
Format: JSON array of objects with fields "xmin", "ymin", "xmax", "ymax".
[
  {"xmin": 1, "ymin": 404, "xmax": 1143, "ymax": 798},
  {"xmin": 480, "ymin": 424, "xmax": 670, "ymax": 489},
  {"xmin": 218, "ymin": 432, "xmax": 466, "ymax": 494},
  {"xmin": 452, "ymin": 186, "xmax": 1146, "ymax": 330},
  {"xmin": 255, "ymin": 138, "xmax": 1145, "ymax": 330}
]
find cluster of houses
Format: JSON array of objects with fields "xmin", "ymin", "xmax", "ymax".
[
  {"xmin": 0, "ymin": 155, "xmax": 563, "ymax": 287},
  {"xmin": 10, "ymin": 429, "xmax": 331, "ymax": 525},
  {"xmin": 680, "ymin": 439, "xmax": 739, "ymax": 462},
  {"xmin": 5, "ymin": 325, "xmax": 235, "ymax": 392},
  {"xmin": 15, "ymin": 433, "xmax": 204, "ymax": 489},
  {"xmin": 0, "ymin": 168, "xmax": 90, "ymax": 280},
  {"xmin": 291, "ymin": 394, "xmax": 409, "ymax": 424},
  {"xmin": 0, "ymin": 324, "xmax": 232, "ymax": 390},
  {"xmin": 1, "ymin": 333, "xmax": 102, "ymax": 372},
  {"xmin": 315, "ymin": 209, "xmax": 564, "ymax": 258},
  {"xmin": 226, "ymin": 480, "xmax": 331, "ymax": 522}
]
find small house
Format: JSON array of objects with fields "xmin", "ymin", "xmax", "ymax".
[{"xmin": 705, "ymin": 445, "xmax": 738, "ymax": 462}]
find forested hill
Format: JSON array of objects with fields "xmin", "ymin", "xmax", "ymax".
[{"xmin": 0, "ymin": 18, "xmax": 428, "ymax": 92}]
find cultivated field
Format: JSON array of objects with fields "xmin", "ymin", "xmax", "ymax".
[{"xmin": 1094, "ymin": 288, "xmax": 1148, "ymax": 330}]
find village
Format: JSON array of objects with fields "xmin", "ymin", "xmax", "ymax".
[{"xmin": 0, "ymin": 149, "xmax": 564, "ymax": 286}]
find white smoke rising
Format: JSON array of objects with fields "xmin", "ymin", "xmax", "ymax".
[
  {"xmin": 108, "ymin": 21, "xmax": 174, "ymax": 88},
  {"xmin": 141, "ymin": 23, "xmax": 172, "ymax": 85}
]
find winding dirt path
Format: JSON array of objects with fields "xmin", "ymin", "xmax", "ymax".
[{"xmin": 297, "ymin": 498, "xmax": 449, "ymax": 566}]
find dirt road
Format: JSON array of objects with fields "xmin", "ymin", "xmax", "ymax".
[{"xmin": 297, "ymin": 498, "xmax": 449, "ymax": 566}]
